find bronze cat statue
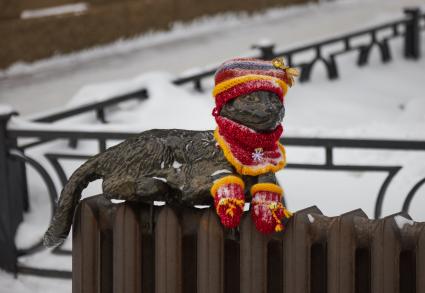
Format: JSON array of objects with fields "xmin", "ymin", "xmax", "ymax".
[{"xmin": 44, "ymin": 58, "xmax": 298, "ymax": 247}]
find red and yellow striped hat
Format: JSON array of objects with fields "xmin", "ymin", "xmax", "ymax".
[{"xmin": 212, "ymin": 57, "xmax": 298, "ymax": 115}]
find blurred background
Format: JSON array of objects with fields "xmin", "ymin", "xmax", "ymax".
[{"xmin": 0, "ymin": 0, "xmax": 424, "ymax": 291}]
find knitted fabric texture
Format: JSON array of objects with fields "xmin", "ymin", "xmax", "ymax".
[
  {"xmin": 209, "ymin": 57, "xmax": 295, "ymax": 233},
  {"xmin": 214, "ymin": 116, "xmax": 286, "ymax": 176},
  {"xmin": 212, "ymin": 58, "xmax": 290, "ymax": 114},
  {"xmin": 210, "ymin": 175, "xmax": 245, "ymax": 229},
  {"xmin": 250, "ymin": 183, "xmax": 292, "ymax": 233}
]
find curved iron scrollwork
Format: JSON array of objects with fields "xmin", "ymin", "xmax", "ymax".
[
  {"xmin": 44, "ymin": 153, "xmax": 93, "ymax": 256},
  {"xmin": 356, "ymin": 31, "xmax": 392, "ymax": 66},
  {"xmin": 7, "ymin": 137, "xmax": 425, "ymax": 280},
  {"xmin": 297, "ymin": 46, "xmax": 339, "ymax": 82},
  {"xmin": 402, "ymin": 177, "xmax": 425, "ymax": 214},
  {"xmin": 172, "ymin": 15, "xmax": 411, "ymax": 91},
  {"xmin": 373, "ymin": 167, "xmax": 401, "ymax": 219},
  {"xmin": 8, "ymin": 149, "xmax": 57, "ymax": 257}
]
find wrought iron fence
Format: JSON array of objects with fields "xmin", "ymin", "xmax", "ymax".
[
  {"xmin": 173, "ymin": 8, "xmax": 424, "ymax": 91},
  {"xmin": 0, "ymin": 6, "xmax": 424, "ymax": 278},
  {"xmin": 2, "ymin": 116, "xmax": 425, "ymax": 278}
]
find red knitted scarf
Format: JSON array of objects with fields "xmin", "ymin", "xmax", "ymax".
[{"xmin": 214, "ymin": 116, "xmax": 286, "ymax": 176}]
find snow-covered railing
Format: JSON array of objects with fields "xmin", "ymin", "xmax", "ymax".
[
  {"xmin": 173, "ymin": 7, "xmax": 423, "ymax": 91},
  {"xmin": 32, "ymin": 88, "xmax": 148, "ymax": 124},
  {"xmin": 71, "ymin": 195, "xmax": 425, "ymax": 293}
]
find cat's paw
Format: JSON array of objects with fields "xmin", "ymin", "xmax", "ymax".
[
  {"xmin": 211, "ymin": 175, "xmax": 245, "ymax": 228},
  {"xmin": 250, "ymin": 183, "xmax": 292, "ymax": 234}
]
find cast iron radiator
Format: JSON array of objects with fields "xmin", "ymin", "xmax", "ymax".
[{"xmin": 72, "ymin": 195, "xmax": 425, "ymax": 293}]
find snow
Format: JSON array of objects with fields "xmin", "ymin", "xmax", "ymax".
[
  {"xmin": 0, "ymin": 104, "xmax": 14, "ymax": 116},
  {"xmin": 0, "ymin": 0, "xmax": 425, "ymax": 291},
  {"xmin": 20, "ymin": 3, "xmax": 88, "ymax": 19},
  {"xmin": 307, "ymin": 214, "xmax": 315, "ymax": 223},
  {"xmin": 1, "ymin": 0, "xmax": 424, "ymax": 115},
  {"xmin": 194, "ymin": 205, "xmax": 211, "ymax": 209},
  {"xmin": 394, "ymin": 215, "xmax": 414, "ymax": 229},
  {"xmin": 211, "ymin": 169, "xmax": 233, "ymax": 176},
  {"xmin": 172, "ymin": 161, "xmax": 183, "ymax": 169},
  {"xmin": 244, "ymin": 203, "xmax": 251, "ymax": 211},
  {"xmin": 0, "ymin": 271, "xmax": 71, "ymax": 293},
  {"xmin": 253, "ymin": 38, "xmax": 275, "ymax": 48},
  {"xmin": 110, "ymin": 199, "xmax": 125, "ymax": 204}
]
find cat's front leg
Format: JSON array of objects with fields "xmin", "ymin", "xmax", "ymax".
[
  {"xmin": 210, "ymin": 173, "xmax": 246, "ymax": 229},
  {"xmin": 250, "ymin": 172, "xmax": 292, "ymax": 233}
]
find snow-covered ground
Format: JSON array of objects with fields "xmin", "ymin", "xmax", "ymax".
[
  {"xmin": 1, "ymin": 0, "xmax": 424, "ymax": 115},
  {"xmin": 1, "ymin": 0, "xmax": 425, "ymax": 291}
]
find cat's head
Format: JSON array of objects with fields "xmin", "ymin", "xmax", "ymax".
[
  {"xmin": 220, "ymin": 90, "xmax": 284, "ymax": 132},
  {"xmin": 212, "ymin": 57, "xmax": 297, "ymax": 133}
]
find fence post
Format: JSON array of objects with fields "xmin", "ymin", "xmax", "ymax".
[
  {"xmin": 404, "ymin": 8, "xmax": 421, "ymax": 59},
  {"xmin": 252, "ymin": 41, "xmax": 276, "ymax": 60},
  {"xmin": 0, "ymin": 108, "xmax": 18, "ymax": 273}
]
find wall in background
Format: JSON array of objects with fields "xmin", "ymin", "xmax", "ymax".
[{"xmin": 0, "ymin": 0, "xmax": 314, "ymax": 69}]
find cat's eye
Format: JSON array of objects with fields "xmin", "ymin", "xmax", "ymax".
[
  {"xmin": 226, "ymin": 105, "xmax": 235, "ymax": 111},
  {"xmin": 245, "ymin": 94, "xmax": 260, "ymax": 103}
]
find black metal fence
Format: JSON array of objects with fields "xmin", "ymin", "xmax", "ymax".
[
  {"xmin": 173, "ymin": 8, "xmax": 423, "ymax": 91},
  {"xmin": 0, "ymin": 6, "xmax": 424, "ymax": 278}
]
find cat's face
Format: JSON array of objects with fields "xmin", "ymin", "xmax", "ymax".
[{"xmin": 220, "ymin": 91, "xmax": 285, "ymax": 132}]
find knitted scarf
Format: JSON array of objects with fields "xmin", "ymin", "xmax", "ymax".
[{"xmin": 214, "ymin": 116, "xmax": 286, "ymax": 176}]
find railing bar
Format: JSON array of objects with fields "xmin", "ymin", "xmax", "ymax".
[
  {"xmin": 171, "ymin": 18, "xmax": 408, "ymax": 86},
  {"xmin": 172, "ymin": 70, "xmax": 216, "ymax": 85},
  {"xmin": 9, "ymin": 129, "xmax": 425, "ymax": 150},
  {"xmin": 274, "ymin": 18, "xmax": 408, "ymax": 57},
  {"xmin": 33, "ymin": 89, "xmax": 148, "ymax": 123},
  {"xmin": 9, "ymin": 130, "xmax": 137, "ymax": 140},
  {"xmin": 51, "ymin": 248, "xmax": 72, "ymax": 255},
  {"xmin": 19, "ymin": 138, "xmax": 57, "ymax": 149},
  {"xmin": 325, "ymin": 147, "xmax": 333, "ymax": 167},
  {"xmin": 281, "ymin": 137, "xmax": 425, "ymax": 149},
  {"xmin": 99, "ymin": 139, "xmax": 107, "ymax": 152},
  {"xmin": 45, "ymin": 153, "xmax": 91, "ymax": 160},
  {"xmin": 17, "ymin": 265, "xmax": 72, "ymax": 279},
  {"xmin": 285, "ymin": 164, "xmax": 399, "ymax": 172},
  {"xmin": 96, "ymin": 108, "xmax": 107, "ymax": 124}
]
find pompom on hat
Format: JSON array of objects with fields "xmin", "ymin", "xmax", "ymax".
[{"xmin": 212, "ymin": 57, "xmax": 299, "ymax": 115}]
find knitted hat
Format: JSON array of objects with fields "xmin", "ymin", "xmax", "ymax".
[{"xmin": 212, "ymin": 57, "xmax": 298, "ymax": 115}]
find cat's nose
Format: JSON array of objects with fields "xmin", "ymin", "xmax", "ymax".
[
  {"xmin": 254, "ymin": 109, "xmax": 269, "ymax": 119},
  {"xmin": 264, "ymin": 101, "xmax": 279, "ymax": 115},
  {"xmin": 265, "ymin": 105, "xmax": 274, "ymax": 113}
]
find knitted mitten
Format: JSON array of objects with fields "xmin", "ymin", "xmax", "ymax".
[
  {"xmin": 250, "ymin": 183, "xmax": 292, "ymax": 234},
  {"xmin": 210, "ymin": 176, "xmax": 245, "ymax": 229}
]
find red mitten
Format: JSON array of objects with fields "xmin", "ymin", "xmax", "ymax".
[
  {"xmin": 210, "ymin": 175, "xmax": 245, "ymax": 229},
  {"xmin": 250, "ymin": 183, "xmax": 292, "ymax": 234}
]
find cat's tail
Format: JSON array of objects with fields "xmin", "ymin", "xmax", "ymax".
[{"xmin": 43, "ymin": 157, "xmax": 100, "ymax": 247}]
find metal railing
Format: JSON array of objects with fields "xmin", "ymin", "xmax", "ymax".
[
  {"xmin": 32, "ymin": 88, "xmax": 148, "ymax": 124},
  {"xmin": 173, "ymin": 8, "xmax": 423, "ymax": 91},
  {"xmin": 2, "ymin": 122, "xmax": 425, "ymax": 279}
]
